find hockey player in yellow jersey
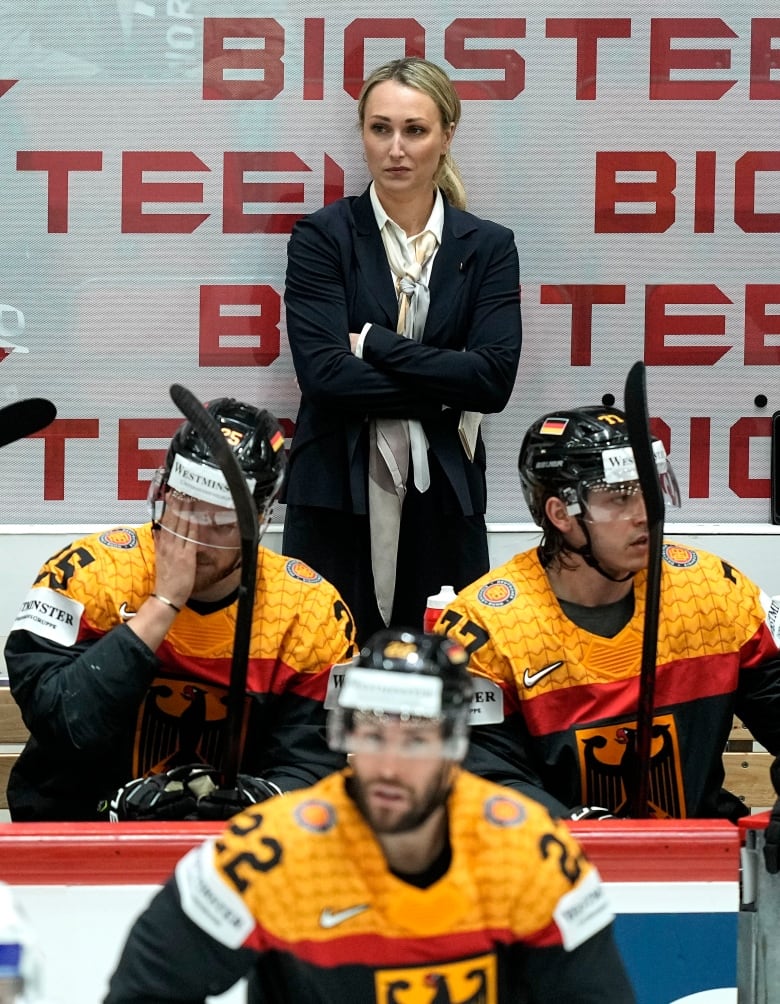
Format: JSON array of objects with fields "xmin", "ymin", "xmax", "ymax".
[
  {"xmin": 4, "ymin": 398, "xmax": 357, "ymax": 821},
  {"xmin": 104, "ymin": 628, "xmax": 636, "ymax": 1003},
  {"xmin": 435, "ymin": 405, "xmax": 780, "ymax": 821}
]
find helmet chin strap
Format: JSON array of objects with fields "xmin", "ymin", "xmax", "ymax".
[{"xmin": 568, "ymin": 517, "xmax": 634, "ymax": 583}]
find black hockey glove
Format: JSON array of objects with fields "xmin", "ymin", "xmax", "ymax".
[
  {"xmin": 196, "ymin": 775, "xmax": 282, "ymax": 820},
  {"xmin": 567, "ymin": 805, "xmax": 617, "ymax": 821},
  {"xmin": 763, "ymin": 756, "xmax": 780, "ymax": 874},
  {"xmin": 105, "ymin": 764, "xmax": 220, "ymax": 822}
]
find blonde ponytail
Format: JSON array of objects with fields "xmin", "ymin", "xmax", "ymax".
[{"xmin": 435, "ymin": 151, "xmax": 466, "ymax": 210}]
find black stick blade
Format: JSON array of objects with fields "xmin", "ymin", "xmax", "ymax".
[
  {"xmin": 169, "ymin": 384, "xmax": 258, "ymax": 787},
  {"xmin": 0, "ymin": 398, "xmax": 56, "ymax": 448},
  {"xmin": 624, "ymin": 362, "xmax": 664, "ymax": 527}
]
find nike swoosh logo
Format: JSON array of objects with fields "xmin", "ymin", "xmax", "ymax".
[
  {"xmin": 522, "ymin": 661, "xmax": 564, "ymax": 688},
  {"xmin": 119, "ymin": 603, "xmax": 136, "ymax": 621},
  {"xmin": 319, "ymin": 904, "xmax": 369, "ymax": 929}
]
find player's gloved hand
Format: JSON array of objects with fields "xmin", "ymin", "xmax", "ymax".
[
  {"xmin": 763, "ymin": 756, "xmax": 780, "ymax": 874},
  {"xmin": 195, "ymin": 775, "xmax": 282, "ymax": 820},
  {"xmin": 567, "ymin": 805, "xmax": 617, "ymax": 821},
  {"xmin": 105, "ymin": 764, "xmax": 220, "ymax": 822}
]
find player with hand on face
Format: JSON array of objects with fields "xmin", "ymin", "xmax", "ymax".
[
  {"xmin": 435, "ymin": 405, "xmax": 780, "ymax": 821},
  {"xmin": 4, "ymin": 397, "xmax": 356, "ymax": 821},
  {"xmin": 104, "ymin": 627, "xmax": 635, "ymax": 1003}
]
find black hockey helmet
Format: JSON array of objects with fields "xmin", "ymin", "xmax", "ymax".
[
  {"xmin": 328, "ymin": 628, "xmax": 473, "ymax": 760},
  {"xmin": 519, "ymin": 406, "xmax": 679, "ymax": 525},
  {"xmin": 150, "ymin": 398, "xmax": 286, "ymax": 525}
]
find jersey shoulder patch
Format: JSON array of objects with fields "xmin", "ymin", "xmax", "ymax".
[
  {"xmin": 476, "ymin": 578, "xmax": 517, "ymax": 608},
  {"xmin": 284, "ymin": 558, "xmax": 323, "ymax": 585},
  {"xmin": 98, "ymin": 527, "xmax": 139, "ymax": 550},
  {"xmin": 553, "ymin": 867, "xmax": 614, "ymax": 950},
  {"xmin": 661, "ymin": 543, "xmax": 699, "ymax": 568},
  {"xmin": 10, "ymin": 586, "xmax": 83, "ymax": 646},
  {"xmin": 176, "ymin": 840, "xmax": 256, "ymax": 949},
  {"xmin": 482, "ymin": 793, "xmax": 527, "ymax": 828}
]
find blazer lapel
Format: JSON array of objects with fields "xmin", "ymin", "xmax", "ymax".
[
  {"xmin": 425, "ymin": 203, "xmax": 478, "ymax": 338},
  {"xmin": 351, "ymin": 189, "xmax": 398, "ymax": 326}
]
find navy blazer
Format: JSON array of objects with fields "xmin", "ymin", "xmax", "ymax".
[{"xmin": 282, "ymin": 187, "xmax": 522, "ymax": 516}]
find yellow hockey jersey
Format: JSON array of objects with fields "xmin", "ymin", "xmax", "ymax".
[
  {"xmin": 105, "ymin": 769, "xmax": 636, "ymax": 1003},
  {"xmin": 5, "ymin": 523, "xmax": 356, "ymax": 819},
  {"xmin": 436, "ymin": 544, "xmax": 780, "ymax": 819}
]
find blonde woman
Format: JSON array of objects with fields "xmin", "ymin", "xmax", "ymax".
[{"xmin": 283, "ymin": 57, "xmax": 522, "ymax": 643}]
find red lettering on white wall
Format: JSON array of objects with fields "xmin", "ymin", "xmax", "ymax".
[
  {"xmin": 199, "ymin": 285, "xmax": 281, "ymax": 367},
  {"xmin": 645, "ymin": 284, "xmax": 732, "ymax": 366},
  {"xmin": 595, "ymin": 151, "xmax": 676, "ymax": 233},
  {"xmin": 545, "ymin": 18, "xmax": 631, "ymax": 100},
  {"xmin": 735, "ymin": 152, "xmax": 780, "ymax": 233},
  {"xmin": 223, "ymin": 152, "xmax": 310, "ymax": 233},
  {"xmin": 117, "ymin": 419, "xmax": 182, "ymax": 501},
  {"xmin": 744, "ymin": 285, "xmax": 780, "ymax": 364},
  {"xmin": 21, "ymin": 410, "xmax": 774, "ymax": 506},
  {"xmin": 540, "ymin": 285, "xmax": 626, "ymax": 366},
  {"xmin": 649, "ymin": 18, "xmax": 737, "ymax": 100},
  {"xmin": 444, "ymin": 19, "xmax": 526, "ymax": 100},
  {"xmin": 596, "ymin": 151, "xmax": 780, "ymax": 233},
  {"xmin": 203, "ymin": 18, "xmax": 285, "ymax": 101},
  {"xmin": 689, "ymin": 417, "xmax": 711, "ymax": 499},
  {"xmin": 730, "ymin": 418, "xmax": 771, "ymax": 499},
  {"xmin": 32, "ymin": 420, "xmax": 100, "ymax": 501},
  {"xmin": 750, "ymin": 19, "xmax": 780, "ymax": 99},
  {"xmin": 122, "ymin": 151, "xmax": 209, "ymax": 234},
  {"xmin": 15, "ymin": 151, "xmax": 343, "ymax": 234},
  {"xmin": 343, "ymin": 19, "xmax": 425, "ymax": 98},
  {"xmin": 16, "ymin": 151, "xmax": 103, "ymax": 233},
  {"xmin": 193, "ymin": 16, "xmax": 780, "ymax": 102}
]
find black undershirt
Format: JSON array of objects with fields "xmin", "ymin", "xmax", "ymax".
[
  {"xmin": 558, "ymin": 588, "xmax": 635, "ymax": 638},
  {"xmin": 186, "ymin": 586, "xmax": 239, "ymax": 616}
]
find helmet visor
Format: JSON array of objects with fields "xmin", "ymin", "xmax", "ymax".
[
  {"xmin": 161, "ymin": 491, "xmax": 241, "ymax": 547},
  {"xmin": 159, "ymin": 491, "xmax": 241, "ymax": 549},
  {"xmin": 343, "ymin": 712, "xmax": 449, "ymax": 758},
  {"xmin": 579, "ymin": 441, "xmax": 681, "ymax": 522},
  {"xmin": 581, "ymin": 480, "xmax": 647, "ymax": 523},
  {"xmin": 327, "ymin": 666, "xmax": 468, "ymax": 760},
  {"xmin": 147, "ymin": 471, "xmax": 241, "ymax": 549}
]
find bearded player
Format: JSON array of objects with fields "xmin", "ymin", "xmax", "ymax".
[{"xmin": 104, "ymin": 627, "xmax": 635, "ymax": 1003}]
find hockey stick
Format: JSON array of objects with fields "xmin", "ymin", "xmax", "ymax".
[
  {"xmin": 0, "ymin": 398, "xmax": 56, "ymax": 448},
  {"xmin": 623, "ymin": 361, "xmax": 666, "ymax": 818},
  {"xmin": 169, "ymin": 384, "xmax": 259, "ymax": 788}
]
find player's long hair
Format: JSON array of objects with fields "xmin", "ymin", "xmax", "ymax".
[
  {"xmin": 357, "ymin": 57, "xmax": 467, "ymax": 210},
  {"xmin": 538, "ymin": 515, "xmax": 580, "ymax": 570}
]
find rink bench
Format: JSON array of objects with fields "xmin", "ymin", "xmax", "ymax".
[
  {"xmin": 723, "ymin": 751, "xmax": 775, "ymax": 812},
  {"xmin": 724, "ymin": 718, "xmax": 775, "ymax": 812},
  {"xmin": 0, "ymin": 687, "xmax": 28, "ymax": 811}
]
